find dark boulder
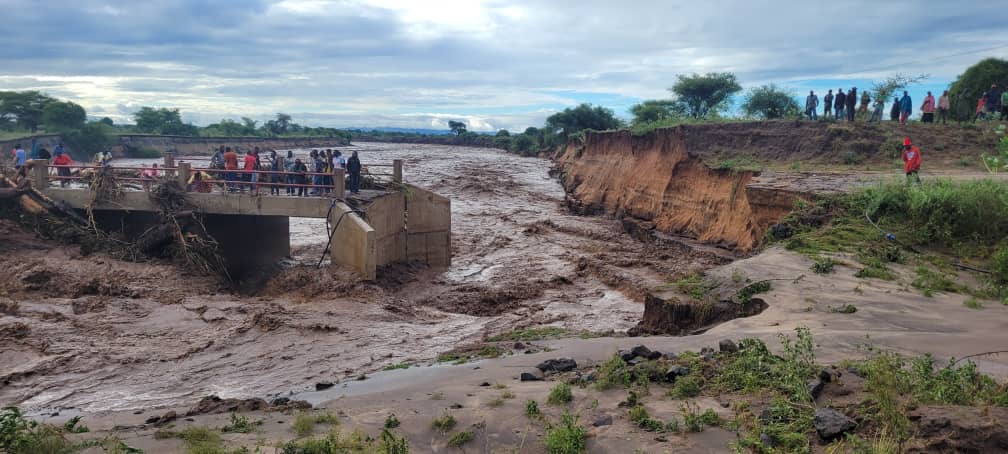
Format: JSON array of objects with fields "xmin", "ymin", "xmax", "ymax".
[
  {"xmin": 536, "ymin": 357, "xmax": 577, "ymax": 373},
  {"xmin": 814, "ymin": 408, "xmax": 857, "ymax": 440},
  {"xmin": 718, "ymin": 339, "xmax": 738, "ymax": 353}
]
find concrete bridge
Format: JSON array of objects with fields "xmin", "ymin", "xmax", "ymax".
[{"xmin": 26, "ymin": 159, "xmax": 450, "ymax": 280}]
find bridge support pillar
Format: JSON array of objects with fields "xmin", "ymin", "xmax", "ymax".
[{"xmin": 201, "ymin": 214, "xmax": 290, "ymax": 278}]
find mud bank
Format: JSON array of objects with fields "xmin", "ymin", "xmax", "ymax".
[{"xmin": 555, "ymin": 129, "xmax": 800, "ymax": 252}]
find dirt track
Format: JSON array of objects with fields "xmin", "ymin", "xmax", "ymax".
[{"xmin": 0, "ymin": 142, "xmax": 725, "ymax": 414}]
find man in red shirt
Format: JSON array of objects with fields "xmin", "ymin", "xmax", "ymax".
[
  {"xmin": 243, "ymin": 149, "xmax": 258, "ymax": 193},
  {"xmin": 223, "ymin": 146, "xmax": 238, "ymax": 192},
  {"xmin": 52, "ymin": 152, "xmax": 74, "ymax": 187},
  {"xmin": 901, "ymin": 137, "xmax": 921, "ymax": 184}
]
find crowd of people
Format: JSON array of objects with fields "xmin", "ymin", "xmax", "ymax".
[
  {"xmin": 804, "ymin": 84, "xmax": 1007, "ymax": 124},
  {"xmin": 202, "ymin": 146, "xmax": 362, "ymax": 196}
]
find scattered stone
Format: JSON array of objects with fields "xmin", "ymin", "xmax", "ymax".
[
  {"xmin": 760, "ymin": 432, "xmax": 774, "ymax": 447},
  {"xmin": 654, "ymin": 435, "xmax": 668, "ymax": 442},
  {"xmin": 450, "ymin": 403, "xmax": 463, "ymax": 409},
  {"xmin": 631, "ymin": 345, "xmax": 661, "ymax": 360},
  {"xmin": 315, "ymin": 382, "xmax": 334, "ymax": 391},
  {"xmin": 807, "ymin": 379, "xmax": 825, "ymax": 400},
  {"xmin": 132, "ymin": 410, "xmax": 143, "ymax": 415},
  {"xmin": 718, "ymin": 339, "xmax": 738, "ymax": 353},
  {"xmin": 592, "ymin": 415, "xmax": 613, "ymax": 427},
  {"xmin": 479, "ymin": 382, "xmax": 491, "ymax": 387},
  {"xmin": 662, "ymin": 352, "xmax": 678, "ymax": 361},
  {"xmin": 513, "ymin": 342, "xmax": 526, "ymax": 350},
  {"xmin": 520, "ymin": 370, "xmax": 544, "ymax": 381},
  {"xmin": 814, "ymin": 408, "xmax": 857, "ymax": 440},
  {"xmin": 270, "ymin": 397, "xmax": 291, "ymax": 406},
  {"xmin": 583, "ymin": 371, "xmax": 597, "ymax": 383},
  {"xmin": 718, "ymin": 399, "xmax": 730, "ymax": 408},
  {"xmin": 536, "ymin": 357, "xmax": 577, "ymax": 373},
  {"xmin": 628, "ymin": 357, "xmax": 644, "ymax": 365},
  {"xmin": 618, "ymin": 350, "xmax": 635, "ymax": 361},
  {"xmin": 700, "ymin": 347, "xmax": 716, "ymax": 361},
  {"xmin": 665, "ymin": 366, "xmax": 690, "ymax": 382}
]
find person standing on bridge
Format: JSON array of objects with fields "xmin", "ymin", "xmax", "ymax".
[
  {"xmin": 52, "ymin": 151, "xmax": 73, "ymax": 187},
  {"xmin": 347, "ymin": 150, "xmax": 362, "ymax": 194},
  {"xmin": 13, "ymin": 144, "xmax": 26, "ymax": 170},
  {"xmin": 268, "ymin": 150, "xmax": 281, "ymax": 196},
  {"xmin": 284, "ymin": 150, "xmax": 296, "ymax": 195},
  {"xmin": 223, "ymin": 146, "xmax": 238, "ymax": 192},
  {"xmin": 901, "ymin": 137, "xmax": 921, "ymax": 184},
  {"xmin": 243, "ymin": 148, "xmax": 258, "ymax": 193},
  {"xmin": 293, "ymin": 157, "xmax": 308, "ymax": 197}
]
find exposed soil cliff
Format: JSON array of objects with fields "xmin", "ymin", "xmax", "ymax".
[{"xmin": 556, "ymin": 128, "xmax": 798, "ymax": 252}]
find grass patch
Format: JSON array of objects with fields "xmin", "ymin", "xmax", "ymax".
[
  {"xmin": 384, "ymin": 414, "xmax": 400, "ymax": 429},
  {"xmin": 525, "ymin": 400, "xmax": 540, "ymax": 419},
  {"xmin": 487, "ymin": 327, "xmax": 570, "ymax": 341},
  {"xmin": 0, "ymin": 407, "xmax": 75, "ymax": 454},
  {"xmin": 680, "ymin": 402, "xmax": 720, "ymax": 432},
  {"xmin": 667, "ymin": 374, "xmax": 702, "ymax": 398},
  {"xmin": 673, "ymin": 273, "xmax": 718, "ymax": 300},
  {"xmin": 714, "ymin": 156, "xmax": 763, "ymax": 172},
  {"xmin": 628, "ymin": 405, "xmax": 678, "ymax": 433},
  {"xmin": 446, "ymin": 430, "xmax": 474, "ymax": 448},
  {"xmin": 811, "ymin": 256, "xmax": 836, "ymax": 274},
  {"xmin": 543, "ymin": 412, "xmax": 586, "ymax": 454},
  {"xmin": 62, "ymin": 416, "xmax": 88, "ymax": 434},
  {"xmin": 547, "ymin": 383, "xmax": 573, "ymax": 405},
  {"xmin": 221, "ymin": 413, "xmax": 259, "ymax": 434},
  {"xmin": 912, "ymin": 265, "xmax": 967, "ymax": 296},
  {"xmin": 829, "ymin": 304, "xmax": 858, "ymax": 314},
  {"xmin": 292, "ymin": 412, "xmax": 339, "ymax": 437},
  {"xmin": 963, "ymin": 297, "xmax": 984, "ymax": 309},
  {"xmin": 431, "ymin": 413, "xmax": 456, "ymax": 434},
  {"xmin": 278, "ymin": 428, "xmax": 408, "ymax": 454},
  {"xmin": 594, "ymin": 354, "xmax": 633, "ymax": 390},
  {"xmin": 737, "ymin": 280, "xmax": 772, "ymax": 303},
  {"xmin": 383, "ymin": 362, "xmax": 412, "ymax": 371}
]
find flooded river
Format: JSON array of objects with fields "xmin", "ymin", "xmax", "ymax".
[{"xmin": 1, "ymin": 143, "xmax": 722, "ymax": 414}]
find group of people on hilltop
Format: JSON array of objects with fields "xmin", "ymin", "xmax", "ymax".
[
  {"xmin": 206, "ymin": 146, "xmax": 361, "ymax": 196},
  {"xmin": 805, "ymin": 84, "xmax": 1008, "ymax": 125},
  {"xmin": 976, "ymin": 84, "xmax": 1007, "ymax": 121}
]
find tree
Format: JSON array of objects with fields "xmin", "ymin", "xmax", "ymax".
[
  {"xmin": 0, "ymin": 91, "xmax": 56, "ymax": 131},
  {"xmin": 545, "ymin": 103, "xmax": 623, "ymax": 139},
  {"xmin": 741, "ymin": 84, "xmax": 801, "ymax": 119},
  {"xmin": 241, "ymin": 117, "xmax": 258, "ymax": 133},
  {"xmin": 669, "ymin": 72, "xmax": 742, "ymax": 119},
  {"xmin": 495, "ymin": 129, "xmax": 510, "ymax": 137},
  {"xmin": 132, "ymin": 107, "xmax": 196, "ymax": 135},
  {"xmin": 870, "ymin": 73, "xmax": 929, "ymax": 111},
  {"xmin": 275, "ymin": 113, "xmax": 292, "ymax": 134},
  {"xmin": 630, "ymin": 99, "xmax": 688, "ymax": 125},
  {"xmin": 98, "ymin": 117, "xmax": 114, "ymax": 126},
  {"xmin": 62, "ymin": 122, "xmax": 112, "ymax": 159},
  {"xmin": 41, "ymin": 100, "xmax": 87, "ymax": 130},
  {"xmin": 448, "ymin": 120, "xmax": 467, "ymax": 136},
  {"xmin": 948, "ymin": 58, "xmax": 1008, "ymax": 121},
  {"xmin": 510, "ymin": 134, "xmax": 537, "ymax": 156}
]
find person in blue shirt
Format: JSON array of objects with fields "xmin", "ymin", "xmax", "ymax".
[
  {"xmin": 53, "ymin": 143, "xmax": 65, "ymax": 157},
  {"xmin": 13, "ymin": 144, "xmax": 26, "ymax": 169},
  {"xmin": 899, "ymin": 91, "xmax": 913, "ymax": 125}
]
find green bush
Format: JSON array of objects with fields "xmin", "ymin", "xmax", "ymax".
[
  {"xmin": 544, "ymin": 412, "xmax": 586, "ymax": 454},
  {"xmin": 547, "ymin": 383, "xmax": 573, "ymax": 405},
  {"xmin": 992, "ymin": 244, "xmax": 1008, "ymax": 284}
]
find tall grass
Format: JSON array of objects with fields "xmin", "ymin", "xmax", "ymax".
[{"xmin": 856, "ymin": 178, "xmax": 1008, "ymax": 247}]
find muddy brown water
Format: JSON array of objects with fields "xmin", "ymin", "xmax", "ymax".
[{"xmin": 1, "ymin": 143, "xmax": 724, "ymax": 415}]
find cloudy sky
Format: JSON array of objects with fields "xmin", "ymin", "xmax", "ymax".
[{"xmin": 2, "ymin": 0, "xmax": 1006, "ymax": 131}]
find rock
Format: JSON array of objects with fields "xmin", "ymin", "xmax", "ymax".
[
  {"xmin": 479, "ymin": 382, "xmax": 491, "ymax": 387},
  {"xmin": 700, "ymin": 347, "xmax": 716, "ymax": 361},
  {"xmin": 270, "ymin": 397, "xmax": 291, "ymax": 406},
  {"xmin": 536, "ymin": 357, "xmax": 577, "ymax": 373},
  {"xmin": 631, "ymin": 345, "xmax": 661, "ymax": 360},
  {"xmin": 520, "ymin": 369, "xmax": 544, "ymax": 381},
  {"xmin": 814, "ymin": 408, "xmax": 857, "ymax": 440},
  {"xmin": 665, "ymin": 366, "xmax": 690, "ymax": 382},
  {"xmin": 315, "ymin": 382, "xmax": 334, "ymax": 391},
  {"xmin": 662, "ymin": 352, "xmax": 678, "ymax": 361},
  {"xmin": 618, "ymin": 349, "xmax": 635, "ymax": 361},
  {"xmin": 584, "ymin": 372, "xmax": 597, "ymax": 383},
  {"xmin": 449, "ymin": 403, "xmax": 463, "ymax": 409},
  {"xmin": 186, "ymin": 395, "xmax": 269, "ymax": 416},
  {"xmin": 145, "ymin": 410, "xmax": 177, "ymax": 426},
  {"xmin": 760, "ymin": 432, "xmax": 774, "ymax": 447},
  {"xmin": 819, "ymin": 368, "xmax": 840, "ymax": 383},
  {"xmin": 807, "ymin": 379, "xmax": 824, "ymax": 399},
  {"xmin": 718, "ymin": 339, "xmax": 738, "ymax": 353},
  {"xmin": 513, "ymin": 342, "xmax": 526, "ymax": 350},
  {"xmin": 628, "ymin": 357, "xmax": 644, "ymax": 365},
  {"xmin": 592, "ymin": 415, "xmax": 613, "ymax": 427}
]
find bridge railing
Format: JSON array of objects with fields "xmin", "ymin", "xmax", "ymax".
[{"xmin": 25, "ymin": 156, "xmax": 403, "ymax": 199}]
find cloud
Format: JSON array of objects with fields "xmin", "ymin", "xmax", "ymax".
[{"xmin": 0, "ymin": 0, "xmax": 1005, "ymax": 131}]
